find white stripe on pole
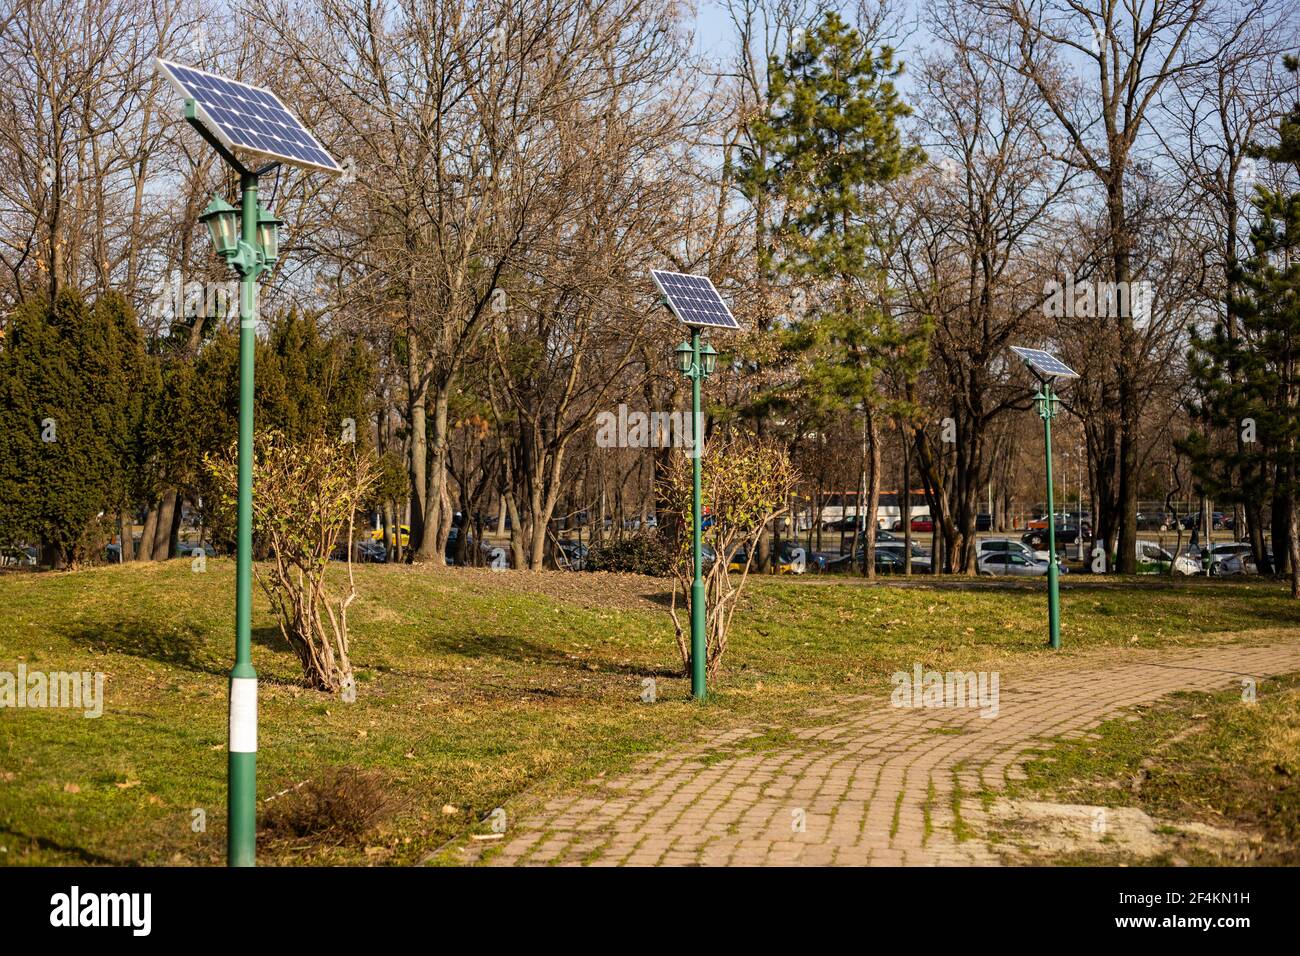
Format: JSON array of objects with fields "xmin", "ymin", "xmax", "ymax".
[{"xmin": 229, "ymin": 677, "xmax": 257, "ymax": 753}]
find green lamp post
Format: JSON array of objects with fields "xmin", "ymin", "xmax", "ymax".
[
  {"xmin": 186, "ymin": 113, "xmax": 280, "ymax": 870},
  {"xmin": 1011, "ymin": 347, "xmax": 1079, "ymax": 650},
  {"xmin": 161, "ymin": 56, "xmax": 342, "ymax": 867},
  {"xmin": 676, "ymin": 333, "xmax": 717, "ymax": 700},
  {"xmin": 1035, "ymin": 381, "xmax": 1063, "ymax": 649},
  {"xmin": 198, "ymin": 174, "xmax": 277, "ymax": 866}
]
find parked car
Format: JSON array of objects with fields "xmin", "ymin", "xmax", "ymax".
[
  {"xmin": 1172, "ymin": 549, "xmax": 1203, "ymax": 575},
  {"xmin": 822, "ymin": 542, "xmax": 929, "ymax": 573},
  {"xmin": 874, "ymin": 549, "xmax": 908, "ymax": 574},
  {"xmin": 875, "ymin": 542, "xmax": 933, "ymax": 573},
  {"xmin": 177, "ymin": 541, "xmax": 215, "ymax": 558},
  {"xmin": 1137, "ymin": 511, "xmax": 1174, "ymax": 531},
  {"xmin": 555, "ymin": 540, "xmax": 588, "ymax": 570},
  {"xmin": 724, "ymin": 545, "xmax": 810, "ymax": 574},
  {"xmin": 778, "ymin": 542, "xmax": 829, "ymax": 573},
  {"xmin": 1181, "ymin": 511, "xmax": 1226, "ymax": 531},
  {"xmin": 1207, "ymin": 542, "xmax": 1256, "ymax": 576},
  {"xmin": 356, "ymin": 540, "xmax": 387, "ymax": 563},
  {"xmin": 371, "ymin": 524, "xmax": 411, "ymax": 548},
  {"xmin": 1023, "ymin": 522, "xmax": 1090, "ymax": 549},
  {"xmin": 0, "ymin": 545, "xmax": 37, "ymax": 567},
  {"xmin": 1211, "ymin": 553, "xmax": 1250, "ymax": 576},
  {"xmin": 1135, "ymin": 541, "xmax": 1175, "ymax": 574},
  {"xmin": 1028, "ymin": 511, "xmax": 1089, "ymax": 531},
  {"xmin": 445, "ymin": 527, "xmax": 505, "ymax": 567},
  {"xmin": 979, "ymin": 538, "xmax": 1038, "ymax": 562},
  {"xmin": 977, "ymin": 552, "xmax": 1050, "ymax": 576},
  {"xmin": 892, "ymin": 515, "xmax": 933, "ymax": 532}
]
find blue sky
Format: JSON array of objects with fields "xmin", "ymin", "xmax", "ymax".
[{"xmin": 687, "ymin": 0, "xmax": 935, "ymax": 94}]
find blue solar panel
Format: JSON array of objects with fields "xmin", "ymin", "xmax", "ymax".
[
  {"xmin": 651, "ymin": 270, "xmax": 740, "ymax": 330},
  {"xmin": 157, "ymin": 59, "xmax": 341, "ymax": 174},
  {"xmin": 1011, "ymin": 346, "xmax": 1079, "ymax": 379}
]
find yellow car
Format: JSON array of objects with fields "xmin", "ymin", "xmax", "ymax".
[
  {"xmin": 370, "ymin": 525, "xmax": 410, "ymax": 548},
  {"xmin": 726, "ymin": 547, "xmax": 810, "ymax": 574}
]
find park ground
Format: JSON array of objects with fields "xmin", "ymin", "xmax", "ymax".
[{"xmin": 0, "ymin": 561, "xmax": 1297, "ymax": 865}]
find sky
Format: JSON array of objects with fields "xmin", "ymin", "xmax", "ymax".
[{"xmin": 687, "ymin": 0, "xmax": 936, "ymax": 96}]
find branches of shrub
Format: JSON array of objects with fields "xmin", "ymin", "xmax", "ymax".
[
  {"xmin": 659, "ymin": 433, "xmax": 797, "ymax": 681},
  {"xmin": 205, "ymin": 431, "xmax": 379, "ymax": 694}
]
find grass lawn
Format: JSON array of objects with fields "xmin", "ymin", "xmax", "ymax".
[
  {"xmin": 1006, "ymin": 673, "xmax": 1300, "ymax": 864},
  {"xmin": 1, "ymin": 560, "xmax": 1298, "ymax": 865}
]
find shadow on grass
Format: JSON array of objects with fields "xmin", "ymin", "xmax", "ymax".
[
  {"xmin": 433, "ymin": 631, "xmax": 683, "ymax": 680},
  {"xmin": 638, "ymin": 590, "xmax": 676, "ymax": 609},
  {"xmin": 61, "ymin": 618, "xmax": 302, "ymax": 686},
  {"xmin": 61, "ymin": 618, "xmax": 225, "ymax": 676},
  {"xmin": 0, "ymin": 824, "xmax": 122, "ymax": 865},
  {"xmin": 252, "ymin": 623, "xmax": 287, "ymax": 654}
]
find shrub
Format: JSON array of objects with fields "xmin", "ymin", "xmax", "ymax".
[
  {"xmin": 206, "ymin": 431, "xmax": 379, "ymax": 694},
  {"xmin": 584, "ymin": 531, "xmax": 672, "ymax": 575},
  {"xmin": 261, "ymin": 767, "xmax": 394, "ymax": 844},
  {"xmin": 660, "ymin": 433, "xmax": 797, "ymax": 680}
]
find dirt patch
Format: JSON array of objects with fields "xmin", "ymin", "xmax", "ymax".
[{"xmin": 989, "ymin": 799, "xmax": 1261, "ymax": 864}]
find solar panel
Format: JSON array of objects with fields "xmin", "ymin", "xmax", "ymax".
[
  {"xmin": 652, "ymin": 270, "xmax": 741, "ymax": 330},
  {"xmin": 1011, "ymin": 346, "xmax": 1078, "ymax": 380},
  {"xmin": 156, "ymin": 58, "xmax": 341, "ymax": 175}
]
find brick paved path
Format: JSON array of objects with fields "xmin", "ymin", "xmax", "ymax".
[{"xmin": 473, "ymin": 642, "xmax": 1300, "ymax": 866}]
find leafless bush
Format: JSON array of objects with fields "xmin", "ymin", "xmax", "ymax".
[
  {"xmin": 261, "ymin": 767, "xmax": 394, "ymax": 844},
  {"xmin": 206, "ymin": 431, "xmax": 379, "ymax": 694},
  {"xmin": 660, "ymin": 433, "xmax": 797, "ymax": 681}
]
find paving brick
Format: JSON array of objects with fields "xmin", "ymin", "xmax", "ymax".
[{"xmin": 475, "ymin": 643, "xmax": 1300, "ymax": 867}]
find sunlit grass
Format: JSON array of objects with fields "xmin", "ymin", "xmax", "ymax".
[{"xmin": 0, "ymin": 560, "xmax": 1295, "ymax": 865}]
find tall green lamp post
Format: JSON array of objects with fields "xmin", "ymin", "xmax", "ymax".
[
  {"xmin": 655, "ymin": 268, "xmax": 736, "ymax": 700},
  {"xmin": 675, "ymin": 334, "xmax": 717, "ymax": 700},
  {"xmin": 161, "ymin": 56, "xmax": 341, "ymax": 866},
  {"xmin": 1035, "ymin": 381, "xmax": 1063, "ymax": 649},
  {"xmin": 198, "ymin": 176, "xmax": 277, "ymax": 867},
  {"xmin": 1011, "ymin": 347, "xmax": 1079, "ymax": 650}
]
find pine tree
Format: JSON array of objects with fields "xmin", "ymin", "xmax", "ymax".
[
  {"xmin": 0, "ymin": 291, "xmax": 150, "ymax": 565},
  {"xmin": 1187, "ymin": 56, "xmax": 1300, "ymax": 595},
  {"xmin": 736, "ymin": 12, "xmax": 926, "ymax": 575}
]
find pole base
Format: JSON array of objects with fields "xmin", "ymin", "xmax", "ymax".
[{"xmin": 228, "ymin": 749, "xmax": 256, "ymax": 867}]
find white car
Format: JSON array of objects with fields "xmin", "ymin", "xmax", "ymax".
[
  {"xmin": 977, "ymin": 552, "xmax": 1050, "ymax": 576},
  {"xmin": 978, "ymin": 538, "xmax": 1039, "ymax": 562},
  {"xmin": 1172, "ymin": 543, "xmax": 1257, "ymax": 576},
  {"xmin": 1207, "ymin": 543, "xmax": 1254, "ymax": 575}
]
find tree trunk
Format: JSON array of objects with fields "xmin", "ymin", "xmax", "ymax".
[
  {"xmin": 863, "ymin": 407, "xmax": 882, "ymax": 580},
  {"xmin": 137, "ymin": 501, "xmax": 159, "ymax": 562},
  {"xmin": 118, "ymin": 512, "xmax": 133, "ymax": 562},
  {"xmin": 415, "ymin": 384, "xmax": 451, "ymax": 564},
  {"xmin": 153, "ymin": 490, "xmax": 178, "ymax": 560},
  {"xmin": 901, "ymin": 423, "xmax": 912, "ymax": 574},
  {"xmin": 406, "ymin": 342, "xmax": 429, "ymax": 559}
]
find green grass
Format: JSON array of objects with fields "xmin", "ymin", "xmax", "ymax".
[
  {"xmin": 0, "ymin": 560, "xmax": 1297, "ymax": 866},
  {"xmin": 1009, "ymin": 673, "xmax": 1300, "ymax": 863}
]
